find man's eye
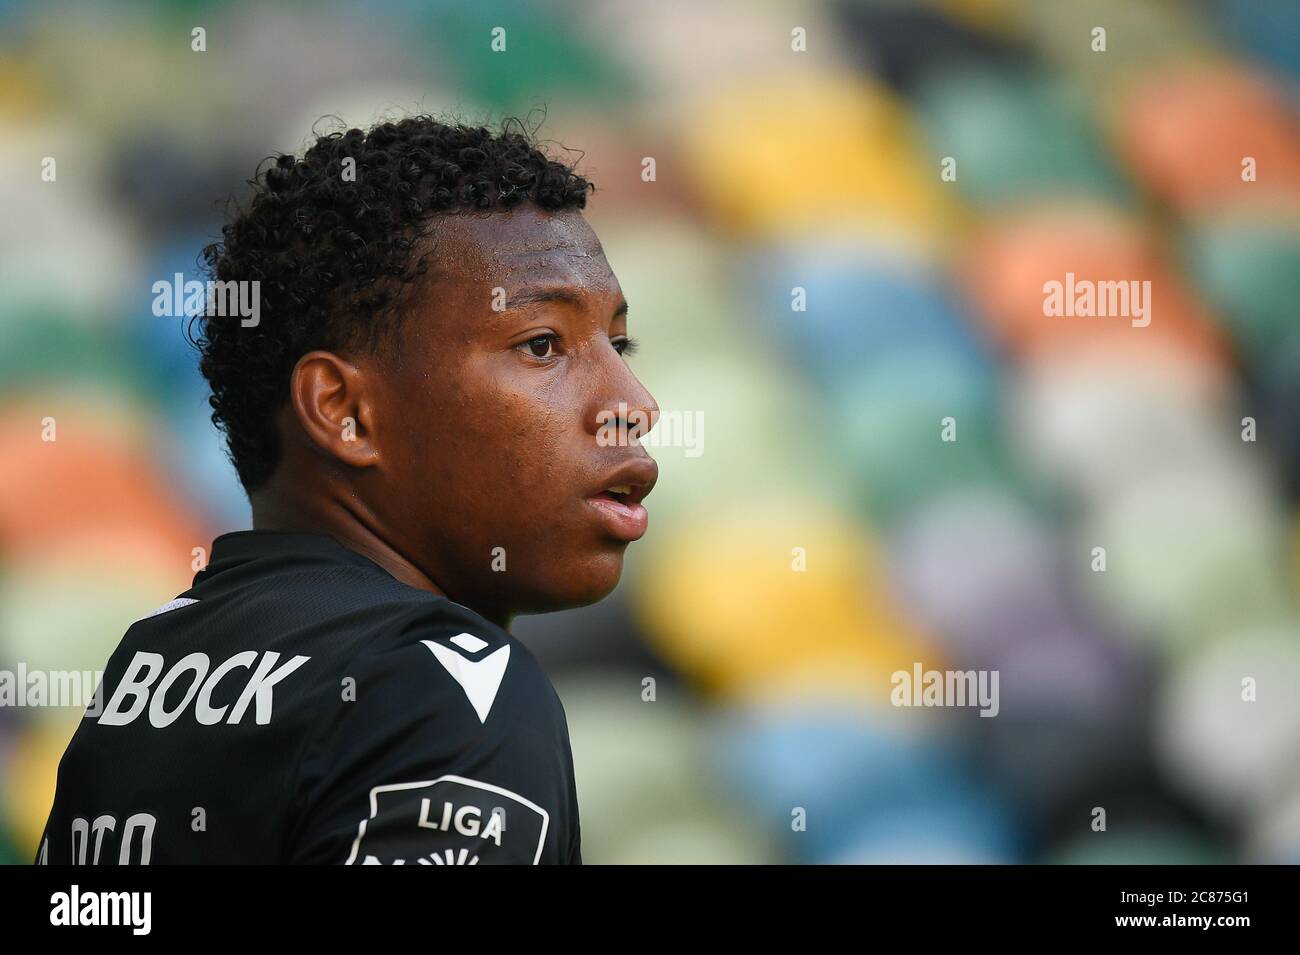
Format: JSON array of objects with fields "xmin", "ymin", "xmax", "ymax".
[
  {"xmin": 613, "ymin": 336, "xmax": 639, "ymax": 357},
  {"xmin": 519, "ymin": 335, "xmax": 556, "ymax": 359}
]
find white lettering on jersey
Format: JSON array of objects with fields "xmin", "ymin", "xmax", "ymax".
[
  {"xmin": 90, "ymin": 814, "xmax": 115, "ymax": 864},
  {"xmin": 148, "ymin": 652, "xmax": 208, "ymax": 727},
  {"xmin": 61, "ymin": 813, "xmax": 156, "ymax": 865},
  {"xmin": 96, "ymin": 651, "xmax": 309, "ymax": 727},
  {"xmin": 417, "ymin": 798, "xmax": 504, "ymax": 845},
  {"xmin": 421, "ymin": 636, "xmax": 509, "ymax": 723},
  {"xmin": 227, "ymin": 651, "xmax": 311, "ymax": 725},
  {"xmin": 195, "ymin": 650, "xmax": 258, "ymax": 724},
  {"xmin": 99, "ymin": 653, "xmax": 165, "ymax": 726}
]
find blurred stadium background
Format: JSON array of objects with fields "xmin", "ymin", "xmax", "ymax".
[{"xmin": 3, "ymin": 0, "xmax": 1300, "ymax": 864}]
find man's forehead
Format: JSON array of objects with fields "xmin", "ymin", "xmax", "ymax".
[
  {"xmin": 419, "ymin": 207, "xmax": 620, "ymax": 312},
  {"xmin": 431, "ymin": 206, "xmax": 604, "ymax": 262}
]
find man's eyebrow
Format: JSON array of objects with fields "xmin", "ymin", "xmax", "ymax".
[
  {"xmin": 501, "ymin": 288, "xmax": 630, "ymax": 317},
  {"xmin": 501, "ymin": 288, "xmax": 585, "ymax": 310}
]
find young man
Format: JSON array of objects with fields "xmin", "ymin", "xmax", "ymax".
[{"xmin": 38, "ymin": 117, "xmax": 658, "ymax": 865}]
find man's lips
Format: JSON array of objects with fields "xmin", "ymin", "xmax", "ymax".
[{"xmin": 586, "ymin": 457, "xmax": 658, "ymax": 542}]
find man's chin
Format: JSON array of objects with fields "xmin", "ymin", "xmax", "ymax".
[{"xmin": 521, "ymin": 550, "xmax": 626, "ymax": 614}]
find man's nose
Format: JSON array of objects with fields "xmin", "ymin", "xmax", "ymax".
[
  {"xmin": 588, "ymin": 357, "xmax": 659, "ymax": 444},
  {"xmin": 623, "ymin": 374, "xmax": 659, "ymax": 442}
]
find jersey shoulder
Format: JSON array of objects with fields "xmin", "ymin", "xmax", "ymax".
[{"xmin": 285, "ymin": 599, "xmax": 575, "ymax": 864}]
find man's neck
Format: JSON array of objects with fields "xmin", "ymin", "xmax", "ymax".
[
  {"xmin": 248, "ymin": 481, "xmax": 515, "ymax": 632},
  {"xmin": 249, "ymin": 487, "xmax": 444, "ymax": 598}
]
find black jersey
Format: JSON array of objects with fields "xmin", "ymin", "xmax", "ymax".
[{"xmin": 36, "ymin": 530, "xmax": 581, "ymax": 865}]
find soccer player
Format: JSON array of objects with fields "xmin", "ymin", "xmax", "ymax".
[{"xmin": 37, "ymin": 117, "xmax": 658, "ymax": 865}]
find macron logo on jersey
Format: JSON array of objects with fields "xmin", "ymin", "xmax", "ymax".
[{"xmin": 421, "ymin": 633, "xmax": 509, "ymax": 723}]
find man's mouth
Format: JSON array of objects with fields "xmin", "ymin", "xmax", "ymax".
[
  {"xmin": 591, "ymin": 483, "xmax": 649, "ymax": 507},
  {"xmin": 586, "ymin": 460, "xmax": 657, "ymax": 541}
]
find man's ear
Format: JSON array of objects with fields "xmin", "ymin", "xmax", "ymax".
[{"xmin": 287, "ymin": 350, "xmax": 381, "ymax": 471}]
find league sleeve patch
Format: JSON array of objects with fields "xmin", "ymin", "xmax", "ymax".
[{"xmin": 344, "ymin": 775, "xmax": 549, "ymax": 865}]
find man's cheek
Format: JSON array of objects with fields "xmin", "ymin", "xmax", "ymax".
[{"xmin": 489, "ymin": 391, "xmax": 571, "ymax": 464}]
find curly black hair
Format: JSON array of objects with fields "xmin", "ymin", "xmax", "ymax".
[{"xmin": 194, "ymin": 115, "xmax": 594, "ymax": 493}]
